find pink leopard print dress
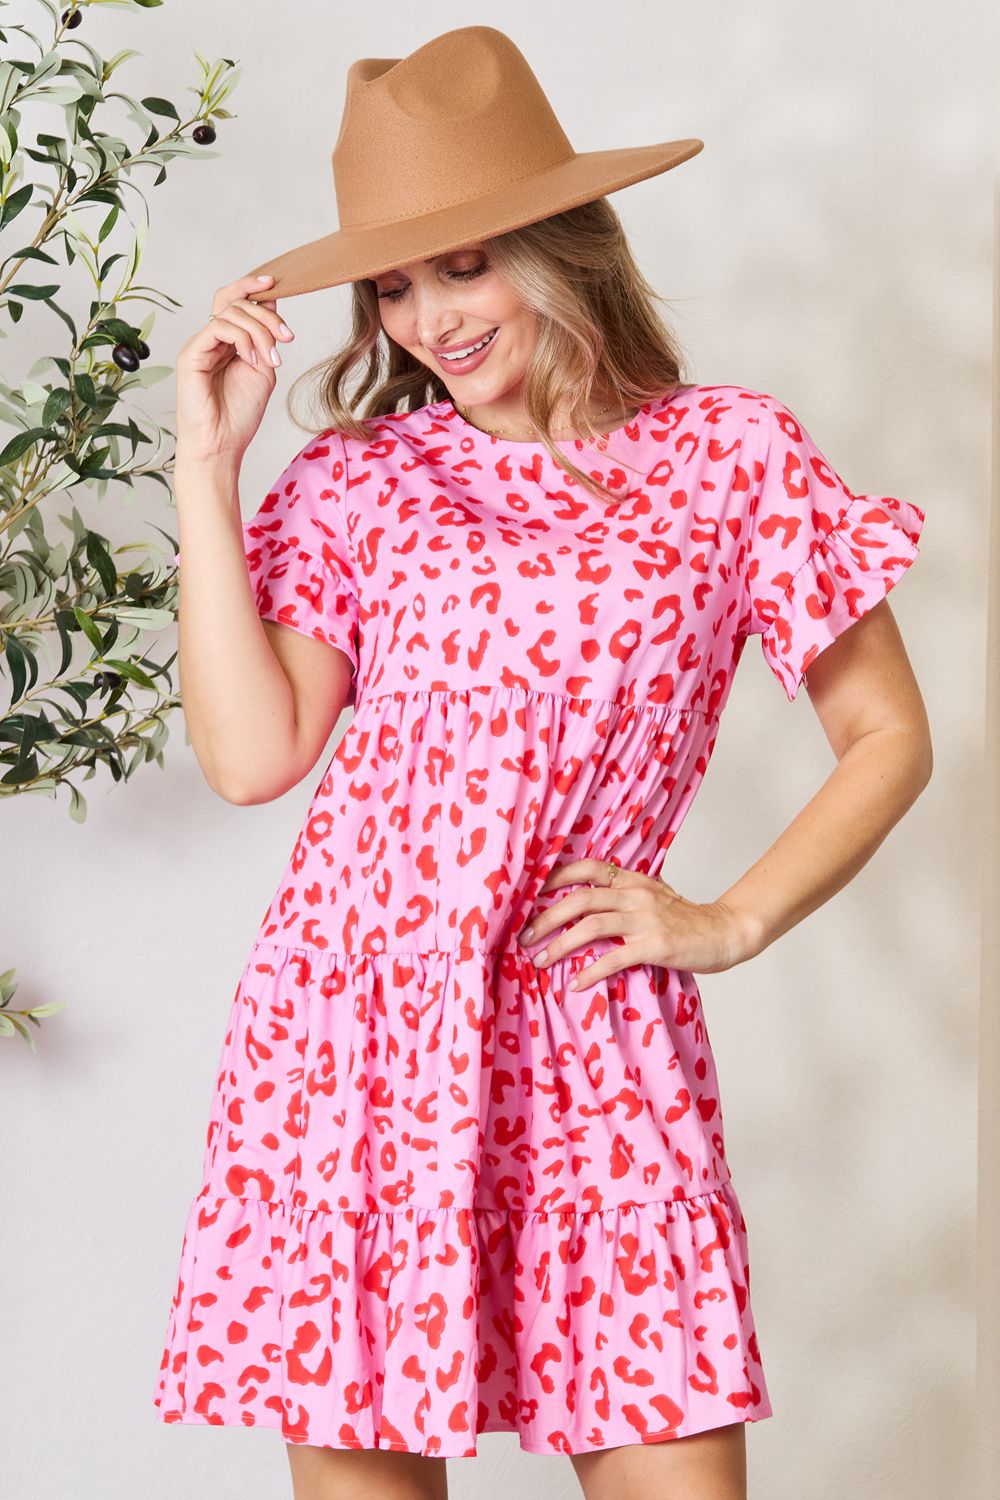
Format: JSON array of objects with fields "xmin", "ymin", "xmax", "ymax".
[{"xmin": 154, "ymin": 383, "xmax": 924, "ymax": 1456}]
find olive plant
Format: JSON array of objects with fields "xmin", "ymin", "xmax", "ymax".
[{"xmin": 0, "ymin": 0, "xmax": 240, "ymax": 1044}]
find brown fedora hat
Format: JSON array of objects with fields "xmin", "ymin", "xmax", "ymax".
[{"xmin": 245, "ymin": 25, "xmax": 703, "ymax": 301}]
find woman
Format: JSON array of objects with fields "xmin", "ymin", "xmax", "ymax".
[{"xmin": 154, "ymin": 25, "xmax": 931, "ymax": 1500}]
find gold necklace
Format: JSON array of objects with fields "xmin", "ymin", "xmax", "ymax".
[{"xmin": 454, "ymin": 399, "xmax": 622, "ymax": 440}]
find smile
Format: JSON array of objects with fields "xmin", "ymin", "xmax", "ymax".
[{"xmin": 437, "ymin": 327, "xmax": 499, "ymax": 363}]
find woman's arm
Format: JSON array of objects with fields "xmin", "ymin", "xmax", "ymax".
[
  {"xmin": 515, "ymin": 598, "xmax": 932, "ymax": 991},
  {"xmin": 172, "ymin": 273, "xmax": 355, "ymax": 804},
  {"xmin": 719, "ymin": 598, "xmax": 933, "ymax": 961},
  {"xmin": 174, "ymin": 456, "xmax": 352, "ymax": 804}
]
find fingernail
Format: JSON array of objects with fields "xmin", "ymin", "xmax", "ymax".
[
  {"xmin": 533, "ymin": 949, "xmax": 548, "ymax": 966},
  {"xmin": 270, "ymin": 347, "xmax": 281, "ymax": 365},
  {"xmin": 279, "ymin": 322, "xmax": 293, "ymax": 338},
  {"xmin": 256, "ymin": 274, "xmax": 274, "ymax": 282},
  {"xmin": 250, "ymin": 348, "xmax": 258, "ymax": 366},
  {"xmin": 519, "ymin": 925, "xmax": 534, "ymax": 943}
]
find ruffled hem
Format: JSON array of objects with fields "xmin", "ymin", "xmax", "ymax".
[
  {"xmin": 153, "ymin": 1405, "xmax": 771, "ymax": 1459},
  {"xmin": 761, "ymin": 491, "xmax": 925, "ymax": 701},
  {"xmin": 153, "ymin": 1183, "xmax": 772, "ymax": 1458}
]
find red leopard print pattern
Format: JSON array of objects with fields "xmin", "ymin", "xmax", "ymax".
[{"xmin": 155, "ymin": 384, "xmax": 923, "ymax": 1455}]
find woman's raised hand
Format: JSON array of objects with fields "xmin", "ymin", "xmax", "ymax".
[{"xmin": 174, "ymin": 273, "xmax": 296, "ymax": 467}]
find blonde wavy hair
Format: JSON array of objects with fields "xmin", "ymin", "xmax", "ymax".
[{"xmin": 286, "ymin": 197, "xmax": 693, "ymax": 506}]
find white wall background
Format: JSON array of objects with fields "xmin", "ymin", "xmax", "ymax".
[{"xmin": 2, "ymin": 2, "xmax": 994, "ymax": 1497}]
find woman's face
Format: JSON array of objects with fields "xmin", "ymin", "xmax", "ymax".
[{"xmin": 373, "ymin": 242, "xmax": 538, "ymax": 404}]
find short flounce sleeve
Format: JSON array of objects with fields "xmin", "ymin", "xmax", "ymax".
[
  {"xmin": 174, "ymin": 428, "xmax": 361, "ymax": 705},
  {"xmin": 742, "ymin": 394, "xmax": 925, "ymax": 701}
]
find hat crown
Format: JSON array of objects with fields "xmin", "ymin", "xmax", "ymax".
[{"xmin": 332, "ymin": 26, "xmax": 573, "ymax": 235}]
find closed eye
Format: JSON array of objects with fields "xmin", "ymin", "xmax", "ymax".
[{"xmin": 376, "ymin": 264, "xmax": 488, "ymax": 301}]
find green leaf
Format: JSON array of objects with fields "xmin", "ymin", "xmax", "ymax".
[
  {"xmin": 104, "ymin": 50, "xmax": 142, "ymax": 80},
  {"xmin": 141, "ymin": 96, "xmax": 179, "ymax": 120},
  {"xmin": 0, "ymin": 182, "xmax": 32, "ymax": 231},
  {"xmin": 10, "ymin": 246, "xmax": 60, "ymax": 266},
  {"xmin": 0, "ymin": 426, "xmax": 49, "ymax": 466},
  {"xmin": 3, "ymin": 632, "xmax": 33, "ymax": 704},
  {"xmin": 68, "ymin": 782, "xmax": 87, "ymax": 824},
  {"xmin": 114, "ymin": 606, "xmax": 175, "ymax": 630},
  {"xmin": 73, "ymin": 372, "xmax": 99, "ymax": 408},
  {"xmin": 129, "ymin": 363, "xmax": 172, "ymax": 388},
  {"xmin": 84, "ymin": 531, "xmax": 118, "ymax": 597},
  {"xmin": 102, "ymin": 657, "xmax": 158, "ymax": 690},
  {"xmin": 52, "ymin": 611, "xmax": 76, "ymax": 676},
  {"xmin": 94, "ymin": 315, "xmax": 136, "ymax": 343},
  {"xmin": 17, "ymin": 714, "xmax": 56, "ymax": 748},
  {"xmin": 75, "ymin": 450, "xmax": 117, "ymax": 480},
  {"xmin": 1, "ymin": 752, "xmax": 39, "ymax": 786},
  {"xmin": 5, "ymin": 283, "xmax": 59, "ymax": 300},
  {"xmin": 44, "ymin": 299, "xmax": 78, "ymax": 342},
  {"xmin": 74, "ymin": 187, "xmax": 122, "ymax": 208},
  {"xmin": 42, "ymin": 388, "xmax": 72, "ymax": 426},
  {"xmin": 27, "ymin": 50, "xmax": 62, "ymax": 89},
  {"xmin": 6, "ymin": 1012, "xmax": 36, "ymax": 1048},
  {"xmin": 97, "ymin": 202, "xmax": 120, "ymax": 242},
  {"xmin": 90, "ymin": 421, "xmax": 144, "ymax": 443},
  {"xmin": 96, "ymin": 251, "xmax": 125, "ymax": 283},
  {"xmin": 72, "ymin": 606, "xmax": 105, "ymax": 654},
  {"xmin": 16, "ymin": 713, "xmax": 44, "ymax": 763}
]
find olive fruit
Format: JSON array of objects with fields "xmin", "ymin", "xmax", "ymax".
[
  {"xmin": 193, "ymin": 123, "xmax": 216, "ymax": 145},
  {"xmin": 112, "ymin": 342, "xmax": 140, "ymax": 372}
]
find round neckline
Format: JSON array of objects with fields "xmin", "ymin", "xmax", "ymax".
[{"xmin": 441, "ymin": 397, "xmax": 651, "ymax": 448}]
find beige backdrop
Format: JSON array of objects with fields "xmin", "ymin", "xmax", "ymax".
[{"xmin": 2, "ymin": 2, "xmax": 994, "ymax": 1497}]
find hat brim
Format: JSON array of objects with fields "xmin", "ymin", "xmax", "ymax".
[{"xmin": 244, "ymin": 138, "xmax": 704, "ymax": 301}]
